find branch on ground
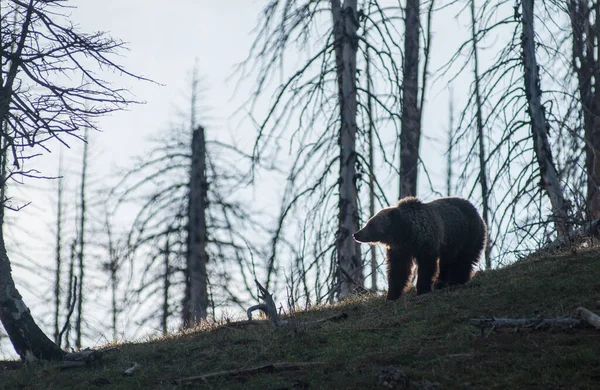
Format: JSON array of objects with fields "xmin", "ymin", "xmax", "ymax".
[
  {"xmin": 174, "ymin": 362, "xmax": 325, "ymax": 385},
  {"xmin": 247, "ymin": 279, "xmax": 287, "ymax": 326},
  {"xmin": 245, "ymin": 279, "xmax": 349, "ymax": 328},
  {"xmin": 470, "ymin": 307, "xmax": 600, "ymax": 332},
  {"xmin": 576, "ymin": 307, "xmax": 600, "ymax": 329}
]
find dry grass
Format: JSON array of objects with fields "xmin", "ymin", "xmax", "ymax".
[{"xmin": 1, "ymin": 247, "xmax": 600, "ymax": 389}]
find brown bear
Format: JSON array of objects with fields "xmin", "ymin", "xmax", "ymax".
[{"xmin": 353, "ymin": 196, "xmax": 487, "ymax": 300}]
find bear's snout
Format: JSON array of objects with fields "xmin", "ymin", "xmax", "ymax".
[{"xmin": 353, "ymin": 228, "xmax": 369, "ymax": 243}]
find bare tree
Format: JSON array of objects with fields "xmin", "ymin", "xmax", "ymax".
[
  {"xmin": 331, "ymin": 0, "xmax": 362, "ymax": 298},
  {"xmin": 436, "ymin": 1, "xmax": 580, "ymax": 263},
  {"xmin": 242, "ymin": 0, "xmax": 404, "ymax": 302},
  {"xmin": 446, "ymin": 87, "xmax": 454, "ymax": 197},
  {"xmin": 568, "ymin": 0, "xmax": 600, "ymax": 220},
  {"xmin": 161, "ymin": 230, "xmax": 171, "ymax": 335},
  {"xmin": 183, "ymin": 126, "xmax": 209, "ymax": 326},
  {"xmin": 365, "ymin": 34, "xmax": 377, "ymax": 291},
  {"xmin": 53, "ymin": 153, "xmax": 64, "ymax": 344},
  {"xmin": 102, "ymin": 212, "xmax": 123, "ymax": 341},
  {"xmin": 75, "ymin": 128, "xmax": 88, "ymax": 348},
  {"xmin": 110, "ymin": 73, "xmax": 264, "ymax": 331},
  {"xmin": 0, "ymin": 0, "xmax": 145, "ymax": 361},
  {"xmin": 469, "ymin": 0, "xmax": 491, "ymax": 267},
  {"xmin": 399, "ymin": 0, "xmax": 421, "ymax": 198},
  {"xmin": 521, "ymin": 0, "xmax": 569, "ymax": 235}
]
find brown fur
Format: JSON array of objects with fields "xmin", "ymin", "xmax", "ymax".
[{"xmin": 353, "ymin": 197, "xmax": 487, "ymax": 300}]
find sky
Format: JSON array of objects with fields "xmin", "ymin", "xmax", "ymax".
[{"xmin": 0, "ymin": 0, "xmax": 488, "ymax": 358}]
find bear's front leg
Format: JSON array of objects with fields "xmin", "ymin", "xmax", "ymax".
[
  {"xmin": 416, "ymin": 253, "xmax": 440, "ymax": 295},
  {"xmin": 386, "ymin": 248, "xmax": 415, "ymax": 300}
]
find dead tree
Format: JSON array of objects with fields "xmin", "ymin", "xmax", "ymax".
[
  {"xmin": 53, "ymin": 154, "xmax": 64, "ymax": 344},
  {"xmin": 470, "ymin": 0, "xmax": 492, "ymax": 267},
  {"xmin": 446, "ymin": 87, "xmax": 454, "ymax": 197},
  {"xmin": 0, "ymin": 0, "xmax": 146, "ymax": 361},
  {"xmin": 399, "ymin": 0, "xmax": 422, "ymax": 199},
  {"xmin": 521, "ymin": 0, "xmax": 570, "ymax": 236},
  {"xmin": 76, "ymin": 128, "xmax": 89, "ymax": 348},
  {"xmin": 110, "ymin": 72, "xmax": 264, "ymax": 332},
  {"xmin": 438, "ymin": 0, "xmax": 580, "ymax": 262},
  {"xmin": 568, "ymin": 0, "xmax": 600, "ymax": 220},
  {"xmin": 242, "ymin": 0, "xmax": 403, "ymax": 303},
  {"xmin": 366, "ymin": 36, "xmax": 377, "ymax": 291},
  {"xmin": 331, "ymin": 0, "xmax": 363, "ymax": 299},
  {"xmin": 183, "ymin": 126, "xmax": 209, "ymax": 326}
]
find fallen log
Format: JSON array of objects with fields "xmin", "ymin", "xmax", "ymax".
[{"xmin": 470, "ymin": 307, "xmax": 600, "ymax": 332}]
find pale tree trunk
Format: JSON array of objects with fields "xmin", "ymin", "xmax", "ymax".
[
  {"xmin": 470, "ymin": 0, "xmax": 491, "ymax": 268},
  {"xmin": 54, "ymin": 153, "xmax": 63, "ymax": 344},
  {"xmin": 162, "ymin": 232, "xmax": 170, "ymax": 335},
  {"xmin": 104, "ymin": 215, "xmax": 119, "ymax": 342},
  {"xmin": 366, "ymin": 43, "xmax": 377, "ymax": 291},
  {"xmin": 569, "ymin": 0, "xmax": 600, "ymax": 219},
  {"xmin": 521, "ymin": 0, "xmax": 569, "ymax": 235},
  {"xmin": 183, "ymin": 126, "xmax": 208, "ymax": 326},
  {"xmin": 331, "ymin": 0, "xmax": 363, "ymax": 299},
  {"xmin": 76, "ymin": 128, "xmax": 88, "ymax": 348},
  {"xmin": 399, "ymin": 0, "xmax": 421, "ymax": 199},
  {"xmin": 64, "ymin": 240, "xmax": 76, "ymax": 349},
  {"xmin": 446, "ymin": 87, "xmax": 453, "ymax": 197}
]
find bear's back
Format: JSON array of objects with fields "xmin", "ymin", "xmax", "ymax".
[{"xmin": 427, "ymin": 197, "xmax": 486, "ymax": 253}]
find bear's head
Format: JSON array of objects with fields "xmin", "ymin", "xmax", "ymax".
[{"xmin": 353, "ymin": 206, "xmax": 400, "ymax": 246}]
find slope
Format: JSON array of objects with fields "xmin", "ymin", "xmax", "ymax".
[{"xmin": 1, "ymin": 247, "xmax": 599, "ymax": 389}]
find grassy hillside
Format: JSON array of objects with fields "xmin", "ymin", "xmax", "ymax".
[{"xmin": 1, "ymin": 248, "xmax": 600, "ymax": 389}]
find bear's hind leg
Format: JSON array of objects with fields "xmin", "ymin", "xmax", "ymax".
[
  {"xmin": 435, "ymin": 262, "xmax": 452, "ymax": 290},
  {"xmin": 416, "ymin": 253, "xmax": 440, "ymax": 295},
  {"xmin": 446, "ymin": 252, "xmax": 477, "ymax": 285}
]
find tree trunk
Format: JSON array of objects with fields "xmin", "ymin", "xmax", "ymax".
[
  {"xmin": 0, "ymin": 251, "xmax": 65, "ymax": 360},
  {"xmin": 0, "ymin": 199, "xmax": 64, "ymax": 361},
  {"xmin": 399, "ymin": 0, "xmax": 421, "ymax": 199},
  {"xmin": 366, "ymin": 43, "xmax": 377, "ymax": 292},
  {"xmin": 54, "ymin": 154, "xmax": 63, "ymax": 344},
  {"xmin": 470, "ymin": 0, "xmax": 491, "ymax": 268},
  {"xmin": 521, "ymin": 0, "xmax": 569, "ymax": 235},
  {"xmin": 446, "ymin": 87, "xmax": 453, "ymax": 197},
  {"xmin": 64, "ymin": 241, "xmax": 76, "ymax": 349},
  {"xmin": 162, "ymin": 233, "xmax": 170, "ymax": 335},
  {"xmin": 76, "ymin": 128, "xmax": 88, "ymax": 349},
  {"xmin": 569, "ymin": 0, "xmax": 600, "ymax": 219},
  {"xmin": 183, "ymin": 126, "xmax": 209, "ymax": 326},
  {"xmin": 331, "ymin": 0, "xmax": 363, "ymax": 299}
]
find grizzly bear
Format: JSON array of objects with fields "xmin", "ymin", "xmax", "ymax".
[{"xmin": 353, "ymin": 197, "xmax": 486, "ymax": 300}]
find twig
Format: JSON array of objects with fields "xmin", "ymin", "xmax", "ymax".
[
  {"xmin": 576, "ymin": 307, "xmax": 600, "ymax": 329},
  {"xmin": 174, "ymin": 362, "xmax": 325, "ymax": 385}
]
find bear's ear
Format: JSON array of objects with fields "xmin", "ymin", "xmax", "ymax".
[{"xmin": 386, "ymin": 207, "xmax": 403, "ymax": 225}]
